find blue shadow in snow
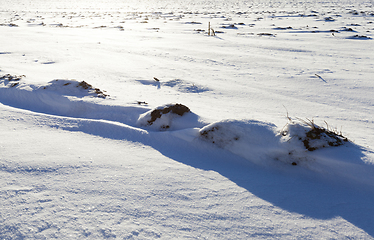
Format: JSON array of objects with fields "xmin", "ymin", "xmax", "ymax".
[
  {"xmin": 45, "ymin": 116, "xmax": 374, "ymax": 238},
  {"xmin": 1, "ymin": 93, "xmax": 373, "ymax": 237}
]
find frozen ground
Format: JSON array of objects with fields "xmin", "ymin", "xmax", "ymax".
[{"xmin": 1, "ymin": 0, "xmax": 374, "ymax": 238}]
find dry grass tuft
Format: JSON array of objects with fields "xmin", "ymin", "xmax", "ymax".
[{"xmin": 282, "ymin": 108, "xmax": 349, "ymax": 151}]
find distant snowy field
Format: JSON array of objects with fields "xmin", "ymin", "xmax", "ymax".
[{"xmin": 1, "ymin": 0, "xmax": 374, "ymax": 239}]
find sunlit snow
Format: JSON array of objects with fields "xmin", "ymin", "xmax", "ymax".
[{"xmin": 1, "ymin": 0, "xmax": 374, "ymax": 238}]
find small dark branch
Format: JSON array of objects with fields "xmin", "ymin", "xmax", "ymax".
[{"xmin": 315, "ymin": 74, "xmax": 327, "ymax": 83}]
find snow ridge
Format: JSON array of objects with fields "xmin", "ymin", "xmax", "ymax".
[{"xmin": 1, "ymin": 76, "xmax": 373, "ymax": 185}]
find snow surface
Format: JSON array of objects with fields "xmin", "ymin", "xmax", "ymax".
[{"xmin": 1, "ymin": 0, "xmax": 374, "ymax": 238}]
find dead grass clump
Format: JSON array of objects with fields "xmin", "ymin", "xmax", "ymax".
[
  {"xmin": 283, "ymin": 117, "xmax": 349, "ymax": 151},
  {"xmin": 0, "ymin": 74, "xmax": 25, "ymax": 81},
  {"xmin": 349, "ymin": 35, "xmax": 372, "ymax": 39},
  {"xmin": 147, "ymin": 103, "xmax": 190, "ymax": 126},
  {"xmin": 302, "ymin": 119, "xmax": 348, "ymax": 151},
  {"xmin": 200, "ymin": 126, "xmax": 220, "ymax": 143},
  {"xmin": 77, "ymin": 81, "xmax": 109, "ymax": 98},
  {"xmin": 0, "ymin": 23, "xmax": 18, "ymax": 27},
  {"xmin": 257, "ymin": 33, "xmax": 275, "ymax": 36},
  {"xmin": 0, "ymin": 74, "xmax": 25, "ymax": 87},
  {"xmin": 77, "ymin": 80, "xmax": 93, "ymax": 89},
  {"xmin": 194, "ymin": 29, "xmax": 205, "ymax": 33}
]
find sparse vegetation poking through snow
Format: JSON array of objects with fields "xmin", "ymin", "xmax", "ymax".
[
  {"xmin": 76, "ymin": 80, "xmax": 109, "ymax": 98},
  {"xmin": 0, "ymin": 74, "xmax": 25, "ymax": 81},
  {"xmin": 208, "ymin": 22, "xmax": 215, "ymax": 36},
  {"xmin": 42, "ymin": 79, "xmax": 109, "ymax": 98},
  {"xmin": 0, "ymin": 23, "xmax": 18, "ymax": 27},
  {"xmin": 137, "ymin": 103, "xmax": 190, "ymax": 130},
  {"xmin": 347, "ymin": 35, "xmax": 372, "ymax": 39},
  {"xmin": 185, "ymin": 21, "xmax": 202, "ymax": 25},
  {"xmin": 220, "ymin": 24, "xmax": 238, "ymax": 29},
  {"xmin": 200, "ymin": 124, "xmax": 240, "ymax": 147},
  {"xmin": 324, "ymin": 16, "xmax": 335, "ymax": 21},
  {"xmin": 67, "ymin": 80, "xmax": 109, "ymax": 98},
  {"xmin": 281, "ymin": 118, "xmax": 349, "ymax": 151},
  {"xmin": 257, "ymin": 33, "xmax": 275, "ymax": 36},
  {"xmin": 1, "ymin": 1, "xmax": 374, "ymax": 238},
  {"xmin": 0, "ymin": 74, "xmax": 25, "ymax": 87}
]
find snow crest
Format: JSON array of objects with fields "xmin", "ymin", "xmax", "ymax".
[{"xmin": 1, "ymin": 75, "xmax": 367, "ymax": 171}]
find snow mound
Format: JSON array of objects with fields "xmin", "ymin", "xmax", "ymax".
[
  {"xmin": 137, "ymin": 103, "xmax": 202, "ymax": 131},
  {"xmin": 42, "ymin": 79, "xmax": 109, "ymax": 98},
  {"xmin": 199, "ymin": 119, "xmax": 288, "ymax": 165},
  {"xmin": 0, "ymin": 75, "xmax": 108, "ymax": 99},
  {"xmin": 199, "ymin": 119, "xmax": 279, "ymax": 148},
  {"xmin": 281, "ymin": 118, "xmax": 349, "ymax": 151},
  {"xmin": 0, "ymin": 75, "xmax": 145, "ymax": 125},
  {"xmin": 198, "ymin": 118, "xmax": 353, "ymax": 166},
  {"xmin": 0, "ymin": 74, "xmax": 359, "ymax": 168}
]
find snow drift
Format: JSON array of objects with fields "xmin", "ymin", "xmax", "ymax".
[
  {"xmin": 1, "ymin": 74, "xmax": 365, "ymax": 172},
  {"xmin": 1, "ymin": 1, "xmax": 374, "ymax": 237}
]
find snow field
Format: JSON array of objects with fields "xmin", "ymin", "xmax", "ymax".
[{"xmin": 1, "ymin": 0, "xmax": 374, "ymax": 238}]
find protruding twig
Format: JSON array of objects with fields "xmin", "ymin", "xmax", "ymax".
[
  {"xmin": 283, "ymin": 105, "xmax": 291, "ymax": 121},
  {"xmin": 208, "ymin": 22, "xmax": 215, "ymax": 36},
  {"xmin": 315, "ymin": 74, "xmax": 327, "ymax": 83}
]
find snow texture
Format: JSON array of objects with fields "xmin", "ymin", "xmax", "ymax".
[{"xmin": 1, "ymin": 0, "xmax": 374, "ymax": 239}]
